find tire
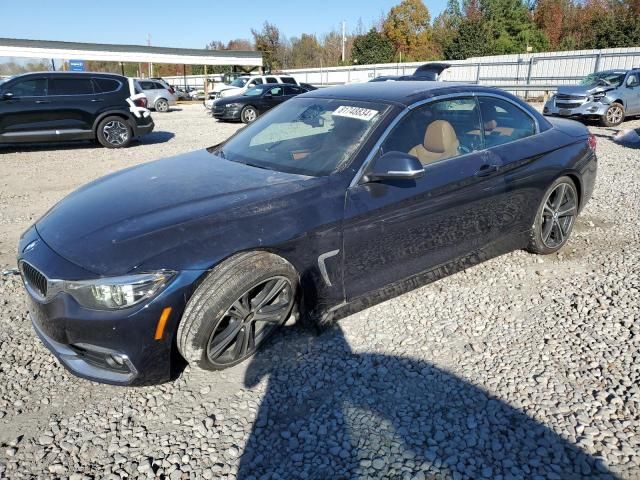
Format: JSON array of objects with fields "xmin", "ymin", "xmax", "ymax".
[
  {"xmin": 177, "ymin": 251, "xmax": 297, "ymax": 371},
  {"xmin": 600, "ymin": 102, "xmax": 625, "ymax": 127},
  {"xmin": 155, "ymin": 98, "xmax": 169, "ymax": 113},
  {"xmin": 527, "ymin": 176, "xmax": 579, "ymax": 255},
  {"xmin": 96, "ymin": 116, "xmax": 132, "ymax": 148},
  {"xmin": 240, "ymin": 105, "xmax": 258, "ymax": 124}
]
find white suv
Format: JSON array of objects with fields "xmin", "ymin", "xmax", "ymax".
[{"xmin": 205, "ymin": 75, "xmax": 299, "ymax": 109}]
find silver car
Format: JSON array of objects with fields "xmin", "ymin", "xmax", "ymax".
[
  {"xmin": 136, "ymin": 79, "xmax": 177, "ymax": 113},
  {"xmin": 543, "ymin": 69, "xmax": 640, "ymax": 126}
]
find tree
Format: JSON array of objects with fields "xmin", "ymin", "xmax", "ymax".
[
  {"xmin": 251, "ymin": 22, "xmax": 283, "ymax": 71},
  {"xmin": 290, "ymin": 34, "xmax": 322, "ymax": 68},
  {"xmin": 383, "ymin": 0, "xmax": 437, "ymax": 61},
  {"xmin": 432, "ymin": 0, "xmax": 464, "ymax": 59},
  {"xmin": 444, "ymin": 16, "xmax": 494, "ymax": 59},
  {"xmin": 351, "ymin": 28, "xmax": 395, "ymax": 65},
  {"xmin": 534, "ymin": 0, "xmax": 566, "ymax": 49}
]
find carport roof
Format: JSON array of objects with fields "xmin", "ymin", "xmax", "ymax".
[{"xmin": 0, "ymin": 37, "xmax": 263, "ymax": 66}]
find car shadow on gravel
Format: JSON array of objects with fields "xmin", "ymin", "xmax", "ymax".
[
  {"xmin": 136, "ymin": 131, "xmax": 175, "ymax": 145},
  {"xmin": 0, "ymin": 132, "xmax": 174, "ymax": 153},
  {"xmin": 237, "ymin": 324, "xmax": 617, "ymax": 480}
]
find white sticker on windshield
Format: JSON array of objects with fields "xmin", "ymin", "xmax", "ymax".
[{"xmin": 333, "ymin": 105, "xmax": 378, "ymax": 121}]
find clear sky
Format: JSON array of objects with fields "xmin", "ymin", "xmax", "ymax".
[{"xmin": 0, "ymin": 0, "xmax": 447, "ymax": 48}]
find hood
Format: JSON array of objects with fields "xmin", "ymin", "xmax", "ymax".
[
  {"xmin": 556, "ymin": 84, "xmax": 611, "ymax": 96},
  {"xmin": 212, "ymin": 84, "xmax": 241, "ymax": 93},
  {"xmin": 215, "ymin": 93, "xmax": 247, "ymax": 105},
  {"xmin": 36, "ymin": 150, "xmax": 313, "ymax": 275}
]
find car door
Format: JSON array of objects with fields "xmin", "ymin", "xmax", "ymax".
[
  {"xmin": 622, "ymin": 72, "xmax": 640, "ymax": 114},
  {"xmin": 261, "ymin": 86, "xmax": 286, "ymax": 112},
  {"xmin": 0, "ymin": 76, "xmax": 51, "ymax": 141},
  {"xmin": 476, "ymin": 95, "xmax": 549, "ymax": 234},
  {"xmin": 342, "ymin": 97, "xmax": 507, "ymax": 300},
  {"xmin": 47, "ymin": 76, "xmax": 97, "ymax": 133}
]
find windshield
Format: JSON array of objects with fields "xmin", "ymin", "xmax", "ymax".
[
  {"xmin": 580, "ymin": 71, "xmax": 626, "ymax": 87},
  {"xmin": 213, "ymin": 97, "xmax": 389, "ymax": 176},
  {"xmin": 229, "ymin": 77, "xmax": 249, "ymax": 88},
  {"xmin": 243, "ymin": 86, "xmax": 265, "ymax": 97}
]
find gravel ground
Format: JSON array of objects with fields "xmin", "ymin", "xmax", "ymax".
[{"xmin": 0, "ymin": 104, "xmax": 639, "ymax": 479}]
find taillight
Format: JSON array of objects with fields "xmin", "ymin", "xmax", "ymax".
[
  {"xmin": 134, "ymin": 97, "xmax": 148, "ymax": 108},
  {"xmin": 587, "ymin": 133, "xmax": 597, "ymax": 152}
]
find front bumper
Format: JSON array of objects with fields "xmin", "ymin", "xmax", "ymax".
[
  {"xmin": 212, "ymin": 106, "xmax": 241, "ymax": 121},
  {"xmin": 18, "ymin": 226, "xmax": 203, "ymax": 386},
  {"xmin": 543, "ymin": 97, "xmax": 610, "ymax": 118}
]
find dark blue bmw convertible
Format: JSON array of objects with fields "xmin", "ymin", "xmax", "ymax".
[{"xmin": 18, "ymin": 82, "xmax": 597, "ymax": 385}]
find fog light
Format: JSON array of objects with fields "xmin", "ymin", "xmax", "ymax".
[{"xmin": 105, "ymin": 353, "xmax": 128, "ymax": 369}]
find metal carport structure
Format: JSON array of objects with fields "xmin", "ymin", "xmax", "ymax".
[
  {"xmin": 0, "ymin": 37, "xmax": 263, "ymax": 89},
  {"xmin": 0, "ymin": 38, "xmax": 262, "ymax": 68}
]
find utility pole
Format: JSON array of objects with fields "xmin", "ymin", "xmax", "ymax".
[
  {"xmin": 341, "ymin": 21, "xmax": 346, "ymax": 63},
  {"xmin": 147, "ymin": 34, "xmax": 153, "ymax": 78}
]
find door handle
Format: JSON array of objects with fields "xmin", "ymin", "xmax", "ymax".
[
  {"xmin": 35, "ymin": 100, "xmax": 50, "ymax": 104},
  {"xmin": 475, "ymin": 164, "xmax": 500, "ymax": 177}
]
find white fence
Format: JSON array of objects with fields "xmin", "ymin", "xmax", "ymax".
[{"xmin": 162, "ymin": 47, "xmax": 640, "ymax": 97}]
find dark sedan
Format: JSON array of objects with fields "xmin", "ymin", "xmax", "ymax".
[
  {"xmin": 213, "ymin": 83, "xmax": 311, "ymax": 123},
  {"xmin": 18, "ymin": 82, "xmax": 597, "ymax": 385}
]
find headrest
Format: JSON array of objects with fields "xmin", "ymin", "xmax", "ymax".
[{"xmin": 423, "ymin": 120, "xmax": 458, "ymax": 154}]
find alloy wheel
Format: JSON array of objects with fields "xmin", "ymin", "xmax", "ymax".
[
  {"xmin": 540, "ymin": 182, "xmax": 577, "ymax": 249},
  {"xmin": 102, "ymin": 121, "xmax": 129, "ymax": 146},
  {"xmin": 156, "ymin": 99, "xmax": 169, "ymax": 112},
  {"xmin": 206, "ymin": 276, "xmax": 293, "ymax": 366},
  {"xmin": 606, "ymin": 105, "xmax": 623, "ymax": 125},
  {"xmin": 243, "ymin": 108, "xmax": 257, "ymax": 123}
]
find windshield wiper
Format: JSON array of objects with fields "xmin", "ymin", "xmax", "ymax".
[{"xmin": 237, "ymin": 161, "xmax": 274, "ymax": 171}]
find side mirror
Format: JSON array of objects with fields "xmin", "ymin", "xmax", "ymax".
[
  {"xmin": 2, "ymin": 92, "xmax": 14, "ymax": 100},
  {"xmin": 366, "ymin": 151, "xmax": 425, "ymax": 182},
  {"xmin": 263, "ymin": 92, "xmax": 273, "ymax": 98}
]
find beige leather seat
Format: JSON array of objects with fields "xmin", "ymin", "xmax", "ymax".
[{"xmin": 409, "ymin": 120, "xmax": 460, "ymax": 165}]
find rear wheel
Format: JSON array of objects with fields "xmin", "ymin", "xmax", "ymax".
[
  {"xmin": 600, "ymin": 103, "xmax": 624, "ymax": 127},
  {"xmin": 96, "ymin": 116, "xmax": 132, "ymax": 148},
  {"xmin": 527, "ymin": 176, "xmax": 578, "ymax": 254},
  {"xmin": 241, "ymin": 105, "xmax": 258, "ymax": 124},
  {"xmin": 177, "ymin": 252, "xmax": 297, "ymax": 370},
  {"xmin": 155, "ymin": 98, "xmax": 169, "ymax": 112}
]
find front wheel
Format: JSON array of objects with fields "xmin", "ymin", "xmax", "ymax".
[
  {"xmin": 177, "ymin": 252, "xmax": 297, "ymax": 371},
  {"xmin": 241, "ymin": 105, "xmax": 258, "ymax": 124},
  {"xmin": 527, "ymin": 176, "xmax": 578, "ymax": 254},
  {"xmin": 600, "ymin": 103, "xmax": 625, "ymax": 127}
]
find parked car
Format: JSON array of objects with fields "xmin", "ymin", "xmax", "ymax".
[
  {"xmin": 18, "ymin": 81, "xmax": 597, "ymax": 385},
  {"xmin": 189, "ymin": 88, "xmax": 205, "ymax": 100},
  {"xmin": 543, "ymin": 68, "xmax": 640, "ymax": 126},
  {"xmin": 212, "ymin": 83, "xmax": 312, "ymax": 123},
  {"xmin": 0, "ymin": 72, "xmax": 153, "ymax": 148},
  {"xmin": 172, "ymin": 86, "xmax": 191, "ymax": 100},
  {"xmin": 207, "ymin": 74, "xmax": 300, "ymax": 105},
  {"xmin": 136, "ymin": 79, "xmax": 177, "ymax": 112},
  {"xmin": 370, "ymin": 62, "xmax": 450, "ymax": 82}
]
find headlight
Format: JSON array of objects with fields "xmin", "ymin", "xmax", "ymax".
[
  {"xmin": 591, "ymin": 92, "xmax": 606, "ymax": 102},
  {"xmin": 64, "ymin": 271, "xmax": 175, "ymax": 310},
  {"xmin": 225, "ymin": 103, "xmax": 241, "ymax": 109}
]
